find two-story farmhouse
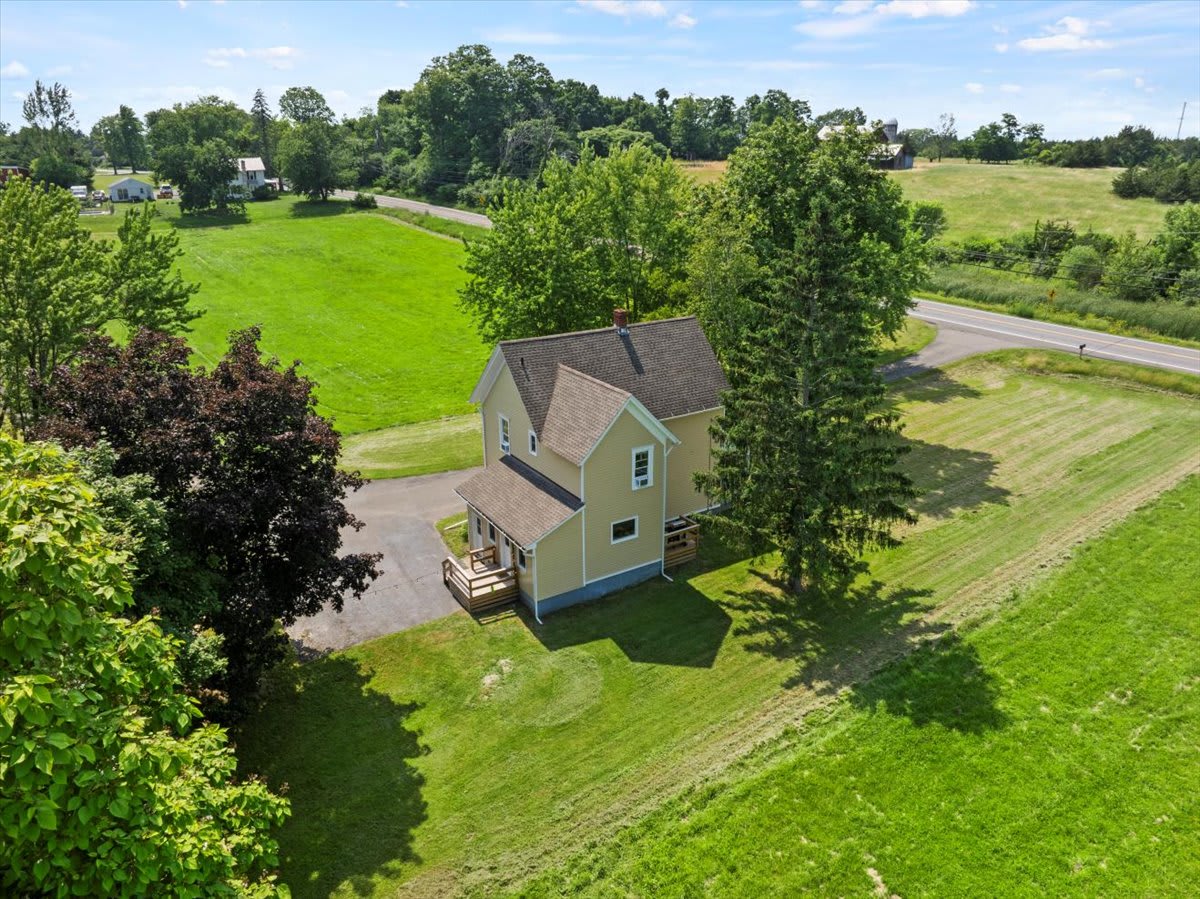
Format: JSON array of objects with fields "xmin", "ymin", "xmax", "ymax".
[{"xmin": 443, "ymin": 311, "xmax": 727, "ymax": 619}]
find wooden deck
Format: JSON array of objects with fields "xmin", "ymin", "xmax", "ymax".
[
  {"xmin": 664, "ymin": 516, "xmax": 700, "ymax": 568},
  {"xmin": 442, "ymin": 546, "xmax": 519, "ymax": 613}
]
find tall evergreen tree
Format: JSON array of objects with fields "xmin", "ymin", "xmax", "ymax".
[
  {"xmin": 694, "ymin": 120, "xmax": 926, "ymax": 592},
  {"xmin": 250, "ymin": 88, "xmax": 274, "ymax": 176}
]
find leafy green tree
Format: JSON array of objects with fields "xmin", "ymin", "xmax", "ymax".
[
  {"xmin": 277, "ymin": 120, "xmax": 345, "ymax": 200},
  {"xmin": 146, "ymin": 97, "xmax": 250, "ymax": 212},
  {"xmin": 0, "ymin": 435, "xmax": 289, "ymax": 897},
  {"xmin": 0, "ymin": 177, "xmax": 109, "ymax": 430},
  {"xmin": 908, "ymin": 200, "xmax": 948, "ymax": 243},
  {"xmin": 33, "ymin": 328, "xmax": 382, "ymax": 706},
  {"xmin": 108, "ymin": 203, "xmax": 201, "ymax": 332},
  {"xmin": 278, "ymin": 86, "xmax": 336, "ymax": 125},
  {"xmin": 91, "ymin": 113, "xmax": 122, "ymax": 173},
  {"xmin": 115, "ymin": 104, "xmax": 147, "ymax": 172},
  {"xmin": 460, "ymin": 145, "xmax": 694, "ymax": 341},
  {"xmin": 935, "ymin": 112, "xmax": 957, "ymax": 161},
  {"xmin": 21, "ymin": 81, "xmax": 90, "ymax": 187},
  {"xmin": 1103, "ymin": 234, "xmax": 1161, "ymax": 301},
  {"xmin": 1060, "ymin": 244, "xmax": 1104, "ymax": 289},
  {"xmin": 694, "ymin": 120, "xmax": 924, "ymax": 592}
]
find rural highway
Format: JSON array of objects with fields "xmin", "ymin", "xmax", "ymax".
[
  {"xmin": 908, "ymin": 298, "xmax": 1200, "ymax": 376},
  {"xmin": 332, "ymin": 189, "xmax": 492, "ymax": 228}
]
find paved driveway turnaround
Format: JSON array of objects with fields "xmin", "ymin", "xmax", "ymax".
[
  {"xmin": 287, "ymin": 467, "xmax": 479, "ymax": 654},
  {"xmin": 331, "ymin": 189, "xmax": 492, "ymax": 229}
]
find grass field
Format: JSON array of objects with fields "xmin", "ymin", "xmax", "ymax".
[
  {"xmin": 235, "ymin": 351, "xmax": 1200, "ymax": 897},
  {"xmin": 518, "ymin": 475, "xmax": 1200, "ymax": 897},
  {"xmin": 82, "ymin": 196, "xmax": 488, "ymax": 435},
  {"xmin": 679, "ymin": 158, "xmax": 1168, "ymax": 240}
]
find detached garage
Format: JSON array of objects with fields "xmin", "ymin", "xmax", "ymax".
[{"xmin": 109, "ymin": 178, "xmax": 155, "ymax": 202}]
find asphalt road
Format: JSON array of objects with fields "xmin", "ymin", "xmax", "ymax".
[
  {"xmin": 332, "ymin": 189, "xmax": 492, "ymax": 229},
  {"xmin": 909, "ymin": 298, "xmax": 1200, "ymax": 376}
]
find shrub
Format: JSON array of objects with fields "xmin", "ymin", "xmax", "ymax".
[
  {"xmin": 350, "ymin": 191, "xmax": 378, "ymax": 209},
  {"xmin": 908, "ymin": 201, "xmax": 948, "ymax": 243},
  {"xmin": 251, "ymin": 183, "xmax": 277, "ymax": 201},
  {"xmin": 1060, "ymin": 245, "xmax": 1104, "ymax": 289},
  {"xmin": 1103, "ymin": 234, "xmax": 1161, "ymax": 302}
]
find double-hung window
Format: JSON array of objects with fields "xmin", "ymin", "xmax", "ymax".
[
  {"xmin": 631, "ymin": 446, "xmax": 653, "ymax": 490},
  {"xmin": 528, "ymin": 430, "xmax": 538, "ymax": 455},
  {"xmin": 498, "ymin": 414, "xmax": 510, "ymax": 454}
]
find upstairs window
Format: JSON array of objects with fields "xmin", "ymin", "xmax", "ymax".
[
  {"xmin": 529, "ymin": 430, "xmax": 538, "ymax": 455},
  {"xmin": 499, "ymin": 414, "xmax": 510, "ymax": 454},
  {"xmin": 632, "ymin": 446, "xmax": 653, "ymax": 490},
  {"xmin": 517, "ymin": 549, "xmax": 527, "ymax": 570}
]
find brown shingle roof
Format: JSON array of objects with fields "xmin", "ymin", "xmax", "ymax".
[
  {"xmin": 455, "ymin": 455, "xmax": 583, "ymax": 546},
  {"xmin": 541, "ymin": 365, "xmax": 630, "ymax": 465},
  {"xmin": 499, "ymin": 316, "xmax": 727, "ymax": 436}
]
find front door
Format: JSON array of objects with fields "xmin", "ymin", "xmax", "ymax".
[{"xmin": 499, "ymin": 537, "xmax": 512, "ymax": 569}]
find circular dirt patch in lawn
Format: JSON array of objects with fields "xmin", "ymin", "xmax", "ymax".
[{"xmin": 485, "ymin": 649, "xmax": 603, "ymax": 727}]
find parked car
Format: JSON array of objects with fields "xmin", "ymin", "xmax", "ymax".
[
  {"xmin": 92, "ymin": 190, "xmax": 107, "ymax": 202},
  {"xmin": 157, "ymin": 184, "xmax": 174, "ymax": 199},
  {"xmin": 69, "ymin": 185, "xmax": 88, "ymax": 200}
]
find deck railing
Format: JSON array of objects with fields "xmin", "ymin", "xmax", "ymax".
[
  {"xmin": 664, "ymin": 516, "xmax": 700, "ymax": 567},
  {"xmin": 442, "ymin": 551, "xmax": 519, "ymax": 613}
]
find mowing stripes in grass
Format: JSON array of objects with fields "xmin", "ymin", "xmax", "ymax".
[{"xmin": 518, "ymin": 476, "xmax": 1200, "ymax": 897}]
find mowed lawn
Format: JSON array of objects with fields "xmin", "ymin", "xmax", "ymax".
[
  {"xmin": 235, "ymin": 352, "xmax": 1200, "ymax": 898},
  {"xmin": 84, "ymin": 197, "xmax": 488, "ymax": 435},
  {"xmin": 679, "ymin": 158, "xmax": 1167, "ymax": 239},
  {"xmin": 519, "ymin": 475, "xmax": 1200, "ymax": 897}
]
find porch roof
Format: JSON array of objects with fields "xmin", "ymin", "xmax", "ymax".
[{"xmin": 455, "ymin": 455, "xmax": 583, "ymax": 546}]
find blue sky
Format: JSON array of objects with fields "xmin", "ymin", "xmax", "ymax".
[{"xmin": 1, "ymin": 0, "xmax": 1197, "ymax": 139}]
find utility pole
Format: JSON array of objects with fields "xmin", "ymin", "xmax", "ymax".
[{"xmin": 1178, "ymin": 101, "xmax": 1188, "ymax": 141}]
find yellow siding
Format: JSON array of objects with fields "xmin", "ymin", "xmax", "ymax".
[
  {"xmin": 583, "ymin": 410, "xmax": 663, "ymax": 582},
  {"xmin": 664, "ymin": 409, "xmax": 718, "ymax": 519},
  {"xmin": 533, "ymin": 513, "xmax": 584, "ymax": 600},
  {"xmin": 480, "ymin": 365, "xmax": 579, "ymax": 492}
]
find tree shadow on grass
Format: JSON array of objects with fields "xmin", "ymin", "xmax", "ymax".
[
  {"xmin": 527, "ymin": 544, "xmax": 735, "ymax": 669},
  {"xmin": 903, "ymin": 437, "xmax": 1011, "ymax": 521},
  {"xmin": 236, "ymin": 654, "xmax": 428, "ymax": 898},
  {"xmin": 890, "ymin": 369, "xmax": 983, "ymax": 406},
  {"xmin": 727, "ymin": 570, "xmax": 1006, "ymax": 732},
  {"xmin": 170, "ymin": 209, "xmax": 250, "ymax": 229},
  {"xmin": 848, "ymin": 632, "xmax": 1008, "ymax": 733},
  {"xmin": 289, "ymin": 199, "xmax": 356, "ymax": 219}
]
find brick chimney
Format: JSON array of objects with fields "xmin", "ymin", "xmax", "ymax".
[{"xmin": 613, "ymin": 308, "xmax": 629, "ymax": 333}]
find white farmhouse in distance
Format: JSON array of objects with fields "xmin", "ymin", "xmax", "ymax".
[
  {"xmin": 231, "ymin": 157, "xmax": 267, "ymax": 192},
  {"xmin": 108, "ymin": 177, "xmax": 155, "ymax": 202}
]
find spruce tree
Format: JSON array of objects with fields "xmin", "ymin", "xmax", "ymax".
[{"xmin": 695, "ymin": 120, "xmax": 926, "ymax": 592}]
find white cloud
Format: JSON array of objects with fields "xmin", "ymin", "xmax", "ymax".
[
  {"xmin": 204, "ymin": 46, "xmax": 298, "ymax": 70},
  {"xmin": 1088, "ymin": 67, "xmax": 1127, "ymax": 79},
  {"xmin": 669, "ymin": 12, "xmax": 697, "ymax": 28},
  {"xmin": 994, "ymin": 42, "xmax": 1008, "ymax": 53},
  {"xmin": 797, "ymin": 0, "xmax": 973, "ymax": 38},
  {"xmin": 1134, "ymin": 76, "xmax": 1146, "ymax": 89},
  {"xmin": 394, "ymin": 0, "xmax": 408, "ymax": 6},
  {"xmin": 577, "ymin": 0, "xmax": 668, "ymax": 18},
  {"xmin": 875, "ymin": 0, "xmax": 974, "ymax": 18},
  {"xmin": 999, "ymin": 83, "xmax": 1021, "ymax": 93},
  {"xmin": 1017, "ymin": 16, "xmax": 1111, "ymax": 52},
  {"xmin": 1, "ymin": 60, "xmax": 31, "ymax": 78},
  {"xmin": 991, "ymin": 23, "xmax": 1008, "ymax": 35},
  {"xmin": 964, "ymin": 81, "xmax": 984, "ymax": 93},
  {"xmin": 799, "ymin": 0, "xmax": 824, "ymax": 8},
  {"xmin": 177, "ymin": 0, "xmax": 187, "ymax": 8}
]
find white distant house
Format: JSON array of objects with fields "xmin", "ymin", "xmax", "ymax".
[
  {"xmin": 231, "ymin": 157, "xmax": 267, "ymax": 192},
  {"xmin": 108, "ymin": 178, "xmax": 156, "ymax": 202}
]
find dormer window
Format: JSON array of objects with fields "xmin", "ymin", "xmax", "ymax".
[
  {"xmin": 499, "ymin": 414, "xmax": 510, "ymax": 454},
  {"xmin": 528, "ymin": 430, "xmax": 538, "ymax": 455},
  {"xmin": 632, "ymin": 446, "xmax": 652, "ymax": 490}
]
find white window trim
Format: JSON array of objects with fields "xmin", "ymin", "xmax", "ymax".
[
  {"xmin": 498, "ymin": 413, "xmax": 510, "ymax": 454},
  {"xmin": 528, "ymin": 429, "xmax": 538, "ymax": 456},
  {"xmin": 611, "ymin": 515, "xmax": 639, "ymax": 544},
  {"xmin": 631, "ymin": 445, "xmax": 653, "ymax": 490}
]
